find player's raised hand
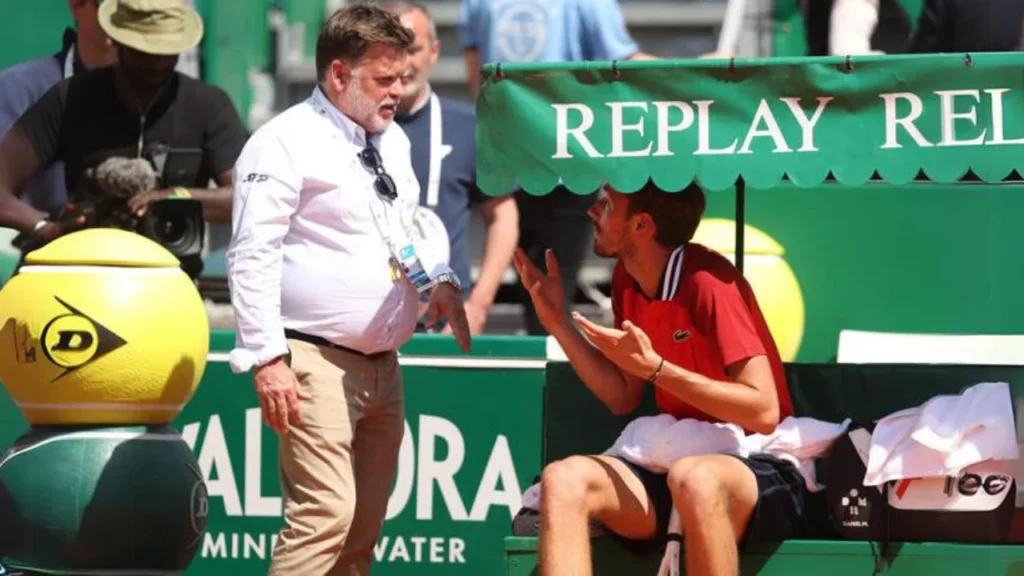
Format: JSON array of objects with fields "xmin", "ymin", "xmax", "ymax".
[
  {"xmin": 513, "ymin": 248, "xmax": 565, "ymax": 334},
  {"xmin": 574, "ymin": 313, "xmax": 662, "ymax": 381}
]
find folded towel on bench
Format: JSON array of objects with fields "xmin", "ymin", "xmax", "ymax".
[{"xmin": 865, "ymin": 381, "xmax": 1019, "ymax": 487}]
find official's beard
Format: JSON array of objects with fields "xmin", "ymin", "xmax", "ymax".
[{"xmin": 341, "ymin": 82, "xmax": 395, "ymax": 134}]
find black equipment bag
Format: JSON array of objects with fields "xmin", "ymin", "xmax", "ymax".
[{"xmin": 826, "ymin": 424, "xmax": 1017, "ymax": 545}]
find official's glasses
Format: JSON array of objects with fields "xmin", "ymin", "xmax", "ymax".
[{"xmin": 358, "ymin": 144, "xmax": 398, "ymax": 202}]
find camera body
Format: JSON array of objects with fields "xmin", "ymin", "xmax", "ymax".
[
  {"xmin": 143, "ymin": 146, "xmax": 206, "ymax": 281},
  {"xmin": 13, "ymin": 149, "xmax": 207, "ymax": 281},
  {"xmin": 136, "ymin": 198, "xmax": 205, "ymax": 281}
]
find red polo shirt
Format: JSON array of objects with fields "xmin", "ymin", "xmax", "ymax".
[{"xmin": 611, "ymin": 242, "xmax": 793, "ymax": 424}]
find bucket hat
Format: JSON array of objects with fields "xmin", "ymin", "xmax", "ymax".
[{"xmin": 98, "ymin": 0, "xmax": 204, "ymax": 56}]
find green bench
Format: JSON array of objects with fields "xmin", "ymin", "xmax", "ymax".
[{"xmin": 504, "ymin": 362, "xmax": 1024, "ymax": 575}]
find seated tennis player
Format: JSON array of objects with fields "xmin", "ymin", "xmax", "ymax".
[{"xmin": 512, "ymin": 181, "xmax": 806, "ymax": 576}]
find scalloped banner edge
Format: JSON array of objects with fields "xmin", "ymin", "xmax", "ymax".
[{"xmin": 477, "ymin": 165, "xmax": 1024, "ymax": 196}]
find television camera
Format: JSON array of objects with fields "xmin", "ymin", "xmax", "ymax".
[{"xmin": 12, "ymin": 148, "xmax": 206, "ymax": 281}]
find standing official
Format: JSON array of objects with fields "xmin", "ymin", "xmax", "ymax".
[{"xmin": 226, "ymin": 4, "xmax": 471, "ymax": 576}]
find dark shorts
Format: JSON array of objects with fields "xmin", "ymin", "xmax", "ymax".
[{"xmin": 609, "ymin": 453, "xmax": 813, "ymax": 556}]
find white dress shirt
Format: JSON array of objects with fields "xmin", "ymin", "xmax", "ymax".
[{"xmin": 226, "ymin": 87, "xmax": 446, "ymax": 374}]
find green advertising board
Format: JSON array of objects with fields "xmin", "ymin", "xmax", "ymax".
[
  {"xmin": 475, "ymin": 53, "xmax": 1024, "ymax": 195},
  {"xmin": 0, "ymin": 331, "xmax": 549, "ymax": 576}
]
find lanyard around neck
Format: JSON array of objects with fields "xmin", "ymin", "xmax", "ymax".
[
  {"xmin": 426, "ymin": 92, "xmax": 443, "ymax": 208},
  {"xmin": 63, "ymin": 46, "xmax": 75, "ymax": 79}
]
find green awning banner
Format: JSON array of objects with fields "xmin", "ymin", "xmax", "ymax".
[{"xmin": 475, "ymin": 53, "xmax": 1024, "ymax": 195}]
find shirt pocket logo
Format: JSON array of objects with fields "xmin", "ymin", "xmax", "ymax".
[{"xmin": 672, "ymin": 329, "xmax": 691, "ymax": 342}]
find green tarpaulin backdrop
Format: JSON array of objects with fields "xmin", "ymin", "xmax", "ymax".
[{"xmin": 476, "ymin": 54, "xmax": 1024, "ymax": 195}]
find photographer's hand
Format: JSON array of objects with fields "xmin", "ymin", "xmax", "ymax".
[
  {"xmin": 14, "ymin": 203, "xmax": 88, "ymax": 251},
  {"xmin": 128, "ymin": 189, "xmax": 173, "ymax": 217},
  {"xmin": 42, "ymin": 211, "xmax": 88, "ymax": 238}
]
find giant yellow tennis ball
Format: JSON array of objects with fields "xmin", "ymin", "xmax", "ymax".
[
  {"xmin": 692, "ymin": 219, "xmax": 805, "ymax": 362},
  {"xmin": 0, "ymin": 228, "xmax": 209, "ymax": 425}
]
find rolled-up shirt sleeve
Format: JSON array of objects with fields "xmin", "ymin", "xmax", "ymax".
[{"xmin": 226, "ymin": 131, "xmax": 301, "ymax": 374}]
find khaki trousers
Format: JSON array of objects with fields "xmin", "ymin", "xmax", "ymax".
[{"xmin": 268, "ymin": 338, "xmax": 405, "ymax": 576}]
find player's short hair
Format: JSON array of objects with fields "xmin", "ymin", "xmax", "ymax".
[{"xmin": 626, "ymin": 181, "xmax": 707, "ymax": 248}]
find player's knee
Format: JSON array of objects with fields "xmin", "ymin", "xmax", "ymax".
[
  {"xmin": 540, "ymin": 456, "xmax": 599, "ymax": 512},
  {"xmin": 667, "ymin": 458, "xmax": 725, "ymax": 517}
]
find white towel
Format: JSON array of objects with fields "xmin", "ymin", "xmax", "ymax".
[
  {"xmin": 864, "ymin": 381, "xmax": 1019, "ymax": 487},
  {"xmin": 749, "ymin": 416, "xmax": 853, "ymax": 492},
  {"xmin": 520, "ymin": 414, "xmax": 849, "ymax": 511},
  {"xmin": 606, "ymin": 415, "xmax": 749, "ymax": 473}
]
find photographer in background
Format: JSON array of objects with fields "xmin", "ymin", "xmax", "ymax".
[{"xmin": 0, "ymin": 0, "xmax": 247, "ymax": 256}]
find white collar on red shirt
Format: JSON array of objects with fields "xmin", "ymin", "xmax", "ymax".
[{"xmin": 658, "ymin": 245, "xmax": 686, "ymax": 301}]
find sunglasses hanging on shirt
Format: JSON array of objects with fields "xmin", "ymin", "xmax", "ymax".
[{"xmin": 358, "ymin": 144, "xmax": 398, "ymax": 202}]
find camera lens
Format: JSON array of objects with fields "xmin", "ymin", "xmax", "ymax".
[
  {"xmin": 156, "ymin": 215, "xmax": 187, "ymax": 246},
  {"xmin": 137, "ymin": 199, "xmax": 203, "ymax": 257},
  {"xmin": 135, "ymin": 198, "xmax": 205, "ymax": 280}
]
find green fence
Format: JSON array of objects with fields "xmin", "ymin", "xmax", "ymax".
[{"xmin": 0, "ymin": 331, "xmax": 551, "ymax": 576}]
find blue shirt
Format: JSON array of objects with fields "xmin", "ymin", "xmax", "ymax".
[
  {"xmin": 395, "ymin": 96, "xmax": 486, "ymax": 298},
  {"xmin": 458, "ymin": 0, "xmax": 640, "ymax": 64},
  {"xmin": 0, "ymin": 30, "xmax": 84, "ymax": 216}
]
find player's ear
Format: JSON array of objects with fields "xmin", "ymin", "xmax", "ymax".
[{"xmin": 633, "ymin": 213, "xmax": 654, "ymax": 237}]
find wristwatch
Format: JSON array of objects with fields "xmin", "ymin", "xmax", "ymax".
[
  {"xmin": 12, "ymin": 219, "xmax": 53, "ymax": 251},
  {"xmin": 434, "ymin": 271, "xmax": 462, "ymax": 292},
  {"xmin": 27, "ymin": 218, "xmax": 51, "ymax": 242}
]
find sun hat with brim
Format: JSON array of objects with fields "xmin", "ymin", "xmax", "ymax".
[{"xmin": 98, "ymin": 0, "xmax": 204, "ymax": 56}]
